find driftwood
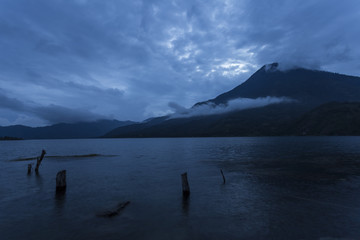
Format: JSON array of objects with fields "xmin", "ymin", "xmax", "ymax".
[
  {"xmin": 220, "ymin": 169, "xmax": 226, "ymax": 184},
  {"xmin": 27, "ymin": 164, "xmax": 32, "ymax": 174},
  {"xmin": 97, "ymin": 201, "xmax": 130, "ymax": 218},
  {"xmin": 181, "ymin": 172, "xmax": 190, "ymax": 198},
  {"xmin": 56, "ymin": 170, "xmax": 66, "ymax": 192},
  {"xmin": 35, "ymin": 150, "xmax": 46, "ymax": 174}
]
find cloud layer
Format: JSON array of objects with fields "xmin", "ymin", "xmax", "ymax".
[
  {"xmin": 169, "ymin": 97, "xmax": 293, "ymax": 118},
  {"xmin": 0, "ymin": 0, "xmax": 359, "ymax": 126}
]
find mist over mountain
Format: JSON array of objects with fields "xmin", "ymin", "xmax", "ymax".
[
  {"xmin": 105, "ymin": 63, "xmax": 360, "ymax": 138},
  {"xmin": 169, "ymin": 96, "xmax": 294, "ymax": 119}
]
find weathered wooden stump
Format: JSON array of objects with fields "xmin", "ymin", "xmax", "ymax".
[
  {"xmin": 56, "ymin": 170, "xmax": 66, "ymax": 193},
  {"xmin": 35, "ymin": 149, "xmax": 46, "ymax": 174},
  {"xmin": 97, "ymin": 201, "xmax": 130, "ymax": 218},
  {"xmin": 27, "ymin": 164, "xmax": 32, "ymax": 174},
  {"xmin": 220, "ymin": 169, "xmax": 226, "ymax": 184},
  {"xmin": 181, "ymin": 172, "xmax": 190, "ymax": 198}
]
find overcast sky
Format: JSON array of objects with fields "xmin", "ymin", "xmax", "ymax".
[{"xmin": 1, "ymin": 0, "xmax": 360, "ymax": 126}]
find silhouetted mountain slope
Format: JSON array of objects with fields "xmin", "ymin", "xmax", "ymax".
[
  {"xmin": 289, "ymin": 102, "xmax": 360, "ymax": 136},
  {"xmin": 105, "ymin": 63, "xmax": 360, "ymax": 137},
  {"xmin": 0, "ymin": 120, "xmax": 135, "ymax": 139},
  {"xmin": 105, "ymin": 103, "xmax": 307, "ymax": 137}
]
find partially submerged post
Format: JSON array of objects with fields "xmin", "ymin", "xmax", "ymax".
[
  {"xmin": 27, "ymin": 164, "xmax": 32, "ymax": 174},
  {"xmin": 56, "ymin": 170, "xmax": 66, "ymax": 193},
  {"xmin": 220, "ymin": 169, "xmax": 226, "ymax": 184},
  {"xmin": 35, "ymin": 149, "xmax": 46, "ymax": 174},
  {"xmin": 181, "ymin": 172, "xmax": 190, "ymax": 198}
]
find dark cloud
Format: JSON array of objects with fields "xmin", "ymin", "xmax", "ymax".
[
  {"xmin": 0, "ymin": 91, "xmax": 26, "ymax": 111},
  {"xmin": 168, "ymin": 102, "xmax": 188, "ymax": 115},
  {"xmin": 0, "ymin": 0, "xmax": 359, "ymax": 126},
  {"xmin": 0, "ymin": 91, "xmax": 106, "ymax": 125},
  {"xmin": 31, "ymin": 104, "xmax": 106, "ymax": 124}
]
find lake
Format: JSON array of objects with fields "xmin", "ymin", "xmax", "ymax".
[{"xmin": 1, "ymin": 137, "xmax": 360, "ymax": 239}]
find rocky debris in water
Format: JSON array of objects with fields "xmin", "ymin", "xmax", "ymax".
[{"xmin": 96, "ymin": 201, "xmax": 130, "ymax": 218}]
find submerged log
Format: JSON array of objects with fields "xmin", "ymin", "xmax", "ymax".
[
  {"xmin": 97, "ymin": 201, "xmax": 130, "ymax": 218},
  {"xmin": 220, "ymin": 169, "xmax": 226, "ymax": 184},
  {"xmin": 35, "ymin": 149, "xmax": 46, "ymax": 174},
  {"xmin": 27, "ymin": 164, "xmax": 32, "ymax": 174},
  {"xmin": 56, "ymin": 170, "xmax": 66, "ymax": 192},
  {"xmin": 181, "ymin": 172, "xmax": 190, "ymax": 198}
]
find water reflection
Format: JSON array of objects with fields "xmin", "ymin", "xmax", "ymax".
[
  {"xmin": 54, "ymin": 190, "xmax": 66, "ymax": 212},
  {"xmin": 27, "ymin": 164, "xmax": 32, "ymax": 176},
  {"xmin": 182, "ymin": 196, "xmax": 190, "ymax": 216},
  {"xmin": 35, "ymin": 172, "xmax": 43, "ymax": 185}
]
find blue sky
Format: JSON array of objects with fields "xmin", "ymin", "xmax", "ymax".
[{"xmin": 1, "ymin": 0, "xmax": 359, "ymax": 126}]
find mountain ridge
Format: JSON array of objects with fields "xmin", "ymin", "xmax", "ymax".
[{"xmin": 0, "ymin": 119, "xmax": 135, "ymax": 139}]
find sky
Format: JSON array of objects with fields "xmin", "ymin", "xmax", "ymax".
[{"xmin": 1, "ymin": 0, "xmax": 360, "ymax": 126}]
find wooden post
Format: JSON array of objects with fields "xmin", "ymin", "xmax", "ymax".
[
  {"xmin": 181, "ymin": 172, "xmax": 190, "ymax": 197},
  {"xmin": 220, "ymin": 169, "xmax": 226, "ymax": 184},
  {"xmin": 27, "ymin": 164, "xmax": 32, "ymax": 174},
  {"xmin": 56, "ymin": 170, "xmax": 66, "ymax": 192},
  {"xmin": 35, "ymin": 149, "xmax": 46, "ymax": 174}
]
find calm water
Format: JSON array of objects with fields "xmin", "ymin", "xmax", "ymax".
[{"xmin": 1, "ymin": 137, "xmax": 360, "ymax": 240}]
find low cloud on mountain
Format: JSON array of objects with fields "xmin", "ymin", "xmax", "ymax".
[{"xmin": 169, "ymin": 96, "xmax": 294, "ymax": 118}]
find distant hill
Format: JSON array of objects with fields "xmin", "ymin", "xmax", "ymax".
[
  {"xmin": 105, "ymin": 63, "xmax": 360, "ymax": 138},
  {"xmin": 289, "ymin": 102, "xmax": 360, "ymax": 136},
  {"xmin": 0, "ymin": 136, "xmax": 23, "ymax": 141},
  {"xmin": 0, "ymin": 119, "xmax": 135, "ymax": 139}
]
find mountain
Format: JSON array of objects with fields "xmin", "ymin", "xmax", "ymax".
[
  {"xmin": 196, "ymin": 63, "xmax": 360, "ymax": 106},
  {"xmin": 105, "ymin": 63, "xmax": 360, "ymax": 138},
  {"xmin": 0, "ymin": 119, "xmax": 135, "ymax": 139}
]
